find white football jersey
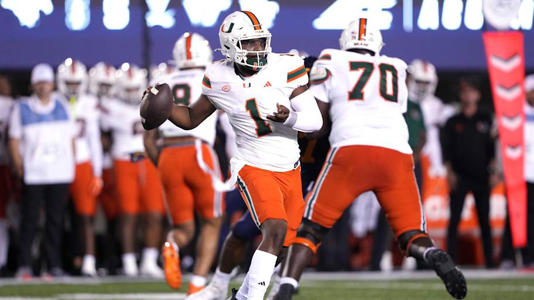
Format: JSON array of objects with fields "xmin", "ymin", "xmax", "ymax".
[
  {"xmin": 0, "ymin": 96, "xmax": 14, "ymax": 165},
  {"xmin": 202, "ymin": 53, "xmax": 308, "ymax": 172},
  {"xmin": 100, "ymin": 98, "xmax": 145, "ymax": 160},
  {"xmin": 153, "ymin": 69, "xmax": 217, "ymax": 144},
  {"xmin": 420, "ymin": 94, "xmax": 456, "ymax": 176},
  {"xmin": 63, "ymin": 94, "xmax": 103, "ymax": 177},
  {"xmin": 310, "ymin": 49, "xmax": 411, "ymax": 154}
]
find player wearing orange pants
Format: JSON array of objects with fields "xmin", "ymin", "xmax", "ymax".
[
  {"xmin": 99, "ymin": 167, "xmax": 118, "ymax": 220},
  {"xmin": 305, "ymin": 146, "xmax": 424, "ymax": 236},
  {"xmin": 158, "ymin": 142, "xmax": 224, "ymax": 225},
  {"xmin": 71, "ymin": 162, "xmax": 100, "ymax": 216},
  {"xmin": 237, "ymin": 165, "xmax": 304, "ymax": 247}
]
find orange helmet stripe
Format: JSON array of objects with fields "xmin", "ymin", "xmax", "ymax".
[
  {"xmin": 185, "ymin": 33, "xmax": 192, "ymax": 60},
  {"xmin": 242, "ymin": 11, "xmax": 261, "ymax": 30},
  {"xmin": 358, "ymin": 18, "xmax": 367, "ymax": 41}
]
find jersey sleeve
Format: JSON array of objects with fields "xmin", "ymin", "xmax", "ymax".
[
  {"xmin": 8, "ymin": 102, "xmax": 21, "ymax": 139},
  {"xmin": 309, "ymin": 50, "xmax": 335, "ymax": 103},
  {"xmin": 200, "ymin": 65, "xmax": 221, "ymax": 109},
  {"xmin": 285, "ymin": 55, "xmax": 308, "ymax": 89}
]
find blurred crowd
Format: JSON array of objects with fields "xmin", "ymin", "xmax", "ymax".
[{"xmin": 0, "ymin": 52, "xmax": 533, "ymax": 280}]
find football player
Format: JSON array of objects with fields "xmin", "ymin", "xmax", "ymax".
[
  {"xmin": 275, "ymin": 16, "xmax": 467, "ymax": 300},
  {"xmin": 57, "ymin": 58, "xmax": 104, "ymax": 277},
  {"xmin": 144, "ymin": 32, "xmax": 224, "ymax": 295},
  {"xmin": 102, "ymin": 63, "xmax": 165, "ymax": 277},
  {"xmin": 143, "ymin": 11, "xmax": 322, "ymax": 300}
]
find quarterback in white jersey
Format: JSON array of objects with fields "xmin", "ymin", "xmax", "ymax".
[
  {"xmin": 103, "ymin": 63, "xmax": 165, "ymax": 278},
  {"xmin": 144, "ymin": 11, "xmax": 321, "ymax": 300},
  {"xmin": 56, "ymin": 58, "xmax": 104, "ymax": 277},
  {"xmin": 277, "ymin": 16, "xmax": 466, "ymax": 300},
  {"xmin": 146, "ymin": 32, "xmax": 224, "ymax": 295}
]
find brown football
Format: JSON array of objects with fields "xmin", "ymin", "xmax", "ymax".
[{"xmin": 139, "ymin": 83, "xmax": 173, "ymax": 130}]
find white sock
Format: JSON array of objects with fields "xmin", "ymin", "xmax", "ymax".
[
  {"xmin": 236, "ymin": 274, "xmax": 249, "ymax": 300},
  {"xmin": 82, "ymin": 255, "xmax": 96, "ymax": 271},
  {"xmin": 211, "ymin": 267, "xmax": 232, "ymax": 288},
  {"xmin": 280, "ymin": 277, "xmax": 299, "ymax": 289},
  {"xmin": 190, "ymin": 274, "xmax": 207, "ymax": 287},
  {"xmin": 141, "ymin": 247, "xmax": 159, "ymax": 266},
  {"xmin": 0, "ymin": 220, "xmax": 8, "ymax": 268},
  {"xmin": 122, "ymin": 253, "xmax": 137, "ymax": 269},
  {"xmin": 241, "ymin": 250, "xmax": 277, "ymax": 300}
]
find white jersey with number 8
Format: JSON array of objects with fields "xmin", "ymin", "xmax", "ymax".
[{"xmin": 310, "ymin": 48, "xmax": 411, "ymax": 154}]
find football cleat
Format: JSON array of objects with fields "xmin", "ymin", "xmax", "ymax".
[
  {"xmin": 273, "ymin": 283, "xmax": 296, "ymax": 300},
  {"xmin": 185, "ymin": 280, "xmax": 227, "ymax": 300},
  {"xmin": 426, "ymin": 249, "xmax": 467, "ymax": 299},
  {"xmin": 162, "ymin": 241, "xmax": 182, "ymax": 289}
]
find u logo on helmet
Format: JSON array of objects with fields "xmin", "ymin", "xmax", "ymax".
[{"xmin": 221, "ymin": 23, "xmax": 234, "ymax": 33}]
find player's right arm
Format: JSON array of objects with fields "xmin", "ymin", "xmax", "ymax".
[{"xmin": 168, "ymin": 94, "xmax": 217, "ymax": 130}]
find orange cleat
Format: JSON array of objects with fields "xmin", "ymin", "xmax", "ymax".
[
  {"xmin": 162, "ymin": 241, "xmax": 182, "ymax": 289},
  {"xmin": 187, "ymin": 282, "xmax": 205, "ymax": 295}
]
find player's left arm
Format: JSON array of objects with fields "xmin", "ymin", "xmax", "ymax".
[{"xmin": 267, "ymin": 85, "xmax": 323, "ymax": 133}]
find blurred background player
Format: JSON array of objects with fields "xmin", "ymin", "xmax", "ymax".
[
  {"xmin": 88, "ymin": 62, "xmax": 122, "ymax": 274},
  {"xmin": 276, "ymin": 16, "xmax": 466, "ymax": 300},
  {"xmin": 441, "ymin": 77, "xmax": 496, "ymax": 269},
  {"xmin": 0, "ymin": 74, "xmax": 14, "ymax": 273},
  {"xmin": 9, "ymin": 63, "xmax": 75, "ymax": 278},
  {"xmin": 144, "ymin": 32, "xmax": 224, "ymax": 295},
  {"xmin": 101, "ymin": 63, "xmax": 165, "ymax": 277},
  {"xmin": 524, "ymin": 74, "xmax": 534, "ymax": 266},
  {"xmin": 57, "ymin": 58, "xmax": 104, "ymax": 277}
]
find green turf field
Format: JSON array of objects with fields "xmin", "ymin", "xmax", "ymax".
[{"xmin": 0, "ymin": 277, "xmax": 533, "ymax": 299}]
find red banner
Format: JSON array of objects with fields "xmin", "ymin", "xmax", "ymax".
[{"xmin": 483, "ymin": 31, "xmax": 527, "ymax": 247}]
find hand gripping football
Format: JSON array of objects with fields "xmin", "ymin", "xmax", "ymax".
[{"xmin": 139, "ymin": 83, "xmax": 172, "ymax": 130}]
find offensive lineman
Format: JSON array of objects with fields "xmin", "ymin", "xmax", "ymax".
[
  {"xmin": 142, "ymin": 11, "xmax": 322, "ymax": 300},
  {"xmin": 275, "ymin": 16, "xmax": 467, "ymax": 300},
  {"xmin": 144, "ymin": 32, "xmax": 224, "ymax": 295}
]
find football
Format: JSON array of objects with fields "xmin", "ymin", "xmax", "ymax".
[{"xmin": 139, "ymin": 83, "xmax": 173, "ymax": 130}]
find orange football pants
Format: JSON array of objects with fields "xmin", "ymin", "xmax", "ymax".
[
  {"xmin": 237, "ymin": 165, "xmax": 305, "ymax": 246},
  {"xmin": 158, "ymin": 143, "xmax": 224, "ymax": 224},
  {"xmin": 114, "ymin": 158, "xmax": 165, "ymax": 214},
  {"xmin": 70, "ymin": 161, "xmax": 98, "ymax": 216},
  {"xmin": 304, "ymin": 145, "xmax": 425, "ymax": 238},
  {"xmin": 99, "ymin": 168, "xmax": 118, "ymax": 219}
]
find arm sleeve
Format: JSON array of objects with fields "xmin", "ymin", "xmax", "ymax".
[
  {"xmin": 283, "ymin": 90, "xmax": 323, "ymax": 133},
  {"xmin": 8, "ymin": 103, "xmax": 21, "ymax": 139}
]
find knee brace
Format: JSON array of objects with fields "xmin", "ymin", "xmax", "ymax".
[{"xmin": 293, "ymin": 219, "xmax": 329, "ymax": 254}]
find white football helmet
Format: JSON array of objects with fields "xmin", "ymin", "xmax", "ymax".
[
  {"xmin": 115, "ymin": 63, "xmax": 147, "ymax": 104},
  {"xmin": 88, "ymin": 62, "xmax": 116, "ymax": 97},
  {"xmin": 407, "ymin": 59, "xmax": 438, "ymax": 102},
  {"xmin": 339, "ymin": 16, "xmax": 383, "ymax": 55},
  {"xmin": 219, "ymin": 11, "xmax": 272, "ymax": 70},
  {"xmin": 173, "ymin": 32, "xmax": 213, "ymax": 69},
  {"xmin": 57, "ymin": 58, "xmax": 88, "ymax": 97}
]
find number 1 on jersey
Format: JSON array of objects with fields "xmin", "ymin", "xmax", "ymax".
[{"xmin": 245, "ymin": 98, "xmax": 272, "ymax": 137}]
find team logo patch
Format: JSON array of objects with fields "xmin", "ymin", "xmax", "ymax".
[{"xmin": 222, "ymin": 85, "xmax": 231, "ymax": 92}]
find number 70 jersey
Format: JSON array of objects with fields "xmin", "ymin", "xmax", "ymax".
[{"xmin": 310, "ymin": 49, "xmax": 412, "ymax": 154}]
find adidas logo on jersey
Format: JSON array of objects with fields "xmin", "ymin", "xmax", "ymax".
[{"xmin": 264, "ymin": 81, "xmax": 272, "ymax": 87}]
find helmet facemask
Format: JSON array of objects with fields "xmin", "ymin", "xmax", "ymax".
[{"xmin": 235, "ymin": 37, "xmax": 270, "ymax": 71}]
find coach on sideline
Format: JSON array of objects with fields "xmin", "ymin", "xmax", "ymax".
[{"xmin": 9, "ymin": 63, "xmax": 75, "ymax": 278}]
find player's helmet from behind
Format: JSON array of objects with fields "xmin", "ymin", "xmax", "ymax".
[
  {"xmin": 407, "ymin": 59, "xmax": 438, "ymax": 102},
  {"xmin": 89, "ymin": 62, "xmax": 116, "ymax": 97},
  {"xmin": 340, "ymin": 16, "xmax": 383, "ymax": 56},
  {"xmin": 115, "ymin": 63, "xmax": 147, "ymax": 104},
  {"xmin": 219, "ymin": 11, "xmax": 272, "ymax": 70},
  {"xmin": 57, "ymin": 58, "xmax": 88, "ymax": 97},
  {"xmin": 173, "ymin": 32, "xmax": 213, "ymax": 69}
]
